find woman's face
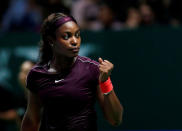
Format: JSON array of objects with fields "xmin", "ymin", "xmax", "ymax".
[{"xmin": 53, "ymin": 21, "xmax": 81, "ymax": 58}]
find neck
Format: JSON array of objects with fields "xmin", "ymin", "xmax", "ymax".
[{"xmin": 49, "ymin": 55, "xmax": 77, "ymax": 73}]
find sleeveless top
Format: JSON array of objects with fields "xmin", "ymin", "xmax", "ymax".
[{"xmin": 26, "ymin": 56, "xmax": 100, "ymax": 131}]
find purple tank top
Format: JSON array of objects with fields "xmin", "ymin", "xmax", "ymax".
[{"xmin": 26, "ymin": 56, "xmax": 100, "ymax": 131}]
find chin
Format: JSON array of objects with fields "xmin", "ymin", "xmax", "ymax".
[
  {"xmin": 67, "ymin": 54, "xmax": 78, "ymax": 58},
  {"xmin": 71, "ymin": 52, "xmax": 79, "ymax": 57}
]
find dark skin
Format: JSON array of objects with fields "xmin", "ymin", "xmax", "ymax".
[
  {"xmin": 21, "ymin": 21, "xmax": 123, "ymax": 131},
  {"xmin": 49, "ymin": 21, "xmax": 81, "ymax": 73}
]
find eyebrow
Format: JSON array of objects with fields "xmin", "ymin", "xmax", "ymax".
[{"xmin": 63, "ymin": 29, "xmax": 80, "ymax": 34}]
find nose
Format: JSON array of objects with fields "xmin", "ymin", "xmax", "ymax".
[{"xmin": 70, "ymin": 36, "xmax": 77, "ymax": 47}]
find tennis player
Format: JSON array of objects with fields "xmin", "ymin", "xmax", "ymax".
[{"xmin": 21, "ymin": 12, "xmax": 123, "ymax": 131}]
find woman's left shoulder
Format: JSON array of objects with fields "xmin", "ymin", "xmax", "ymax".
[
  {"xmin": 77, "ymin": 56, "xmax": 99, "ymax": 67},
  {"xmin": 77, "ymin": 56, "xmax": 99, "ymax": 79}
]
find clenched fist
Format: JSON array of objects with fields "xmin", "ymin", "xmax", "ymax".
[{"xmin": 98, "ymin": 57, "xmax": 114, "ymax": 82}]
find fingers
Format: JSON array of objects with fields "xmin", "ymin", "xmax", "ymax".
[
  {"xmin": 98, "ymin": 57, "xmax": 103, "ymax": 64},
  {"xmin": 103, "ymin": 60, "xmax": 111, "ymax": 64},
  {"xmin": 98, "ymin": 58, "xmax": 114, "ymax": 82},
  {"xmin": 98, "ymin": 58, "xmax": 114, "ymax": 72},
  {"xmin": 99, "ymin": 58, "xmax": 113, "ymax": 68},
  {"xmin": 99, "ymin": 58, "xmax": 111, "ymax": 65}
]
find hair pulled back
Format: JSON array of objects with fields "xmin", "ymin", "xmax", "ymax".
[{"xmin": 38, "ymin": 13, "xmax": 77, "ymax": 65}]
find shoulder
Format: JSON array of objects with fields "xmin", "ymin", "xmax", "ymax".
[
  {"xmin": 77, "ymin": 56, "xmax": 99, "ymax": 78},
  {"xmin": 28, "ymin": 64, "xmax": 47, "ymax": 74},
  {"xmin": 26, "ymin": 64, "xmax": 47, "ymax": 92},
  {"xmin": 77, "ymin": 56, "xmax": 99, "ymax": 67},
  {"xmin": 77, "ymin": 56, "xmax": 100, "ymax": 81},
  {"xmin": 26, "ymin": 64, "xmax": 48, "ymax": 80}
]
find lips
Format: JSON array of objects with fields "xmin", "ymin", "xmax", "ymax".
[{"xmin": 70, "ymin": 47, "xmax": 80, "ymax": 52}]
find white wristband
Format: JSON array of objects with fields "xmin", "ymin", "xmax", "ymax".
[{"xmin": 103, "ymin": 90, "xmax": 113, "ymax": 95}]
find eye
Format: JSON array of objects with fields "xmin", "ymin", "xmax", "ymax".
[
  {"xmin": 75, "ymin": 32, "xmax": 80, "ymax": 38},
  {"xmin": 62, "ymin": 34, "xmax": 70, "ymax": 40}
]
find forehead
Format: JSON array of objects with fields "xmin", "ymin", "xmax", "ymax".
[{"xmin": 56, "ymin": 21, "xmax": 79, "ymax": 33}]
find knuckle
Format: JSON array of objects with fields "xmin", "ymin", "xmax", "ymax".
[{"xmin": 111, "ymin": 64, "xmax": 114, "ymax": 68}]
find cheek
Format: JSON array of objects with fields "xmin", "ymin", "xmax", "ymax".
[
  {"xmin": 55, "ymin": 40, "xmax": 68, "ymax": 48},
  {"xmin": 78, "ymin": 38, "xmax": 81, "ymax": 45},
  {"xmin": 54, "ymin": 41, "xmax": 69, "ymax": 54}
]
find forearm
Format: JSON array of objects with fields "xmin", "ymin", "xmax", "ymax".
[
  {"xmin": 21, "ymin": 91, "xmax": 42, "ymax": 131},
  {"xmin": 103, "ymin": 90, "xmax": 123, "ymax": 126},
  {"xmin": 21, "ymin": 114, "xmax": 40, "ymax": 131},
  {"xmin": 98, "ymin": 58, "xmax": 123, "ymax": 126}
]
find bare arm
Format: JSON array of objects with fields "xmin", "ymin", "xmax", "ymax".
[
  {"xmin": 97, "ymin": 58, "xmax": 124, "ymax": 126},
  {"xmin": 21, "ymin": 90, "xmax": 42, "ymax": 131},
  {"xmin": 97, "ymin": 85, "xmax": 123, "ymax": 126}
]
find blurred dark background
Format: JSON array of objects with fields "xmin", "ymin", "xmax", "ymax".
[{"xmin": 0, "ymin": 0, "xmax": 182, "ymax": 131}]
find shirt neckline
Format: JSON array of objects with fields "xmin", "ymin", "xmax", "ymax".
[{"xmin": 42, "ymin": 56, "xmax": 79, "ymax": 75}]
